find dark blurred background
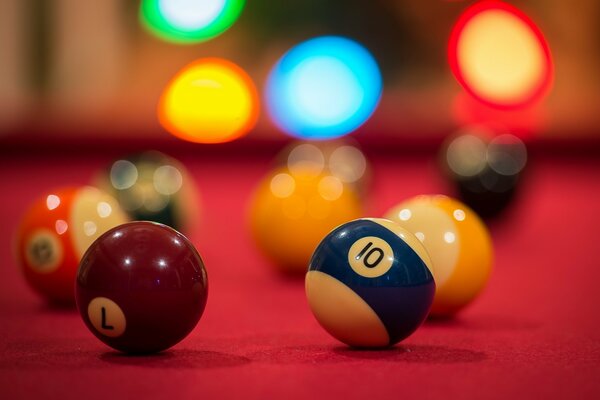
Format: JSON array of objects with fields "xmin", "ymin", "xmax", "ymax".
[{"xmin": 1, "ymin": 0, "xmax": 599, "ymax": 147}]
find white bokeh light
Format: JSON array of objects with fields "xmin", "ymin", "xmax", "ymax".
[{"xmin": 158, "ymin": 0, "xmax": 227, "ymax": 30}]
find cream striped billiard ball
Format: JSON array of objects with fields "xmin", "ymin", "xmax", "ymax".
[{"xmin": 385, "ymin": 195, "xmax": 493, "ymax": 316}]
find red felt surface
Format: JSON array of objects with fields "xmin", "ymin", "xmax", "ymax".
[{"xmin": 1, "ymin": 151, "xmax": 599, "ymax": 399}]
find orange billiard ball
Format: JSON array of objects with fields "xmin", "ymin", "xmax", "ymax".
[
  {"xmin": 385, "ymin": 195, "xmax": 493, "ymax": 316},
  {"xmin": 249, "ymin": 166, "xmax": 363, "ymax": 274},
  {"xmin": 16, "ymin": 186, "xmax": 128, "ymax": 304}
]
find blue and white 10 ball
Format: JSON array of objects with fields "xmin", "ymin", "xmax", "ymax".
[{"xmin": 305, "ymin": 218, "xmax": 436, "ymax": 347}]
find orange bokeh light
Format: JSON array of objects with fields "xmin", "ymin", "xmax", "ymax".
[{"xmin": 158, "ymin": 58, "xmax": 259, "ymax": 144}]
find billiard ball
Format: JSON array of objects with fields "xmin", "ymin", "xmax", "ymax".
[
  {"xmin": 306, "ymin": 218, "xmax": 435, "ymax": 347},
  {"xmin": 385, "ymin": 195, "xmax": 493, "ymax": 317},
  {"xmin": 249, "ymin": 166, "xmax": 363, "ymax": 274},
  {"xmin": 16, "ymin": 186, "xmax": 128, "ymax": 304},
  {"xmin": 95, "ymin": 151, "xmax": 200, "ymax": 234},
  {"xmin": 442, "ymin": 129, "xmax": 527, "ymax": 219},
  {"xmin": 75, "ymin": 221, "xmax": 208, "ymax": 354},
  {"xmin": 276, "ymin": 139, "xmax": 371, "ymax": 197}
]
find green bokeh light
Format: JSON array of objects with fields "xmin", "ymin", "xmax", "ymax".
[{"xmin": 140, "ymin": 0, "xmax": 245, "ymax": 44}]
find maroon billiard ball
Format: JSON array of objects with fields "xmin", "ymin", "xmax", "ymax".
[{"xmin": 75, "ymin": 221, "xmax": 208, "ymax": 354}]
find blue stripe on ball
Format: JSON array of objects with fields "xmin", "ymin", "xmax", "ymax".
[{"xmin": 308, "ymin": 219, "xmax": 435, "ymax": 344}]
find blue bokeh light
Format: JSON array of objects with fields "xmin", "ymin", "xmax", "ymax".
[{"xmin": 266, "ymin": 36, "xmax": 383, "ymax": 140}]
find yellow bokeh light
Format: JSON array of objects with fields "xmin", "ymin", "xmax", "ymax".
[{"xmin": 159, "ymin": 58, "xmax": 259, "ymax": 144}]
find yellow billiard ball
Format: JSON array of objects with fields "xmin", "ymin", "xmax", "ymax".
[{"xmin": 249, "ymin": 166, "xmax": 363, "ymax": 274}]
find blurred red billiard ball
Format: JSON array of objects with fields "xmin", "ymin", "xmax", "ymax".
[
  {"xmin": 16, "ymin": 186, "xmax": 128, "ymax": 304},
  {"xmin": 75, "ymin": 221, "xmax": 208, "ymax": 354}
]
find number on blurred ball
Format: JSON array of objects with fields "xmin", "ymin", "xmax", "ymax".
[{"xmin": 16, "ymin": 187, "xmax": 128, "ymax": 304}]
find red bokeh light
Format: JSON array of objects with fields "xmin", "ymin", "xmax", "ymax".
[{"xmin": 448, "ymin": 1, "xmax": 554, "ymax": 110}]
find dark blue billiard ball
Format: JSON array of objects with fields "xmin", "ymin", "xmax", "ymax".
[{"xmin": 306, "ymin": 218, "xmax": 435, "ymax": 347}]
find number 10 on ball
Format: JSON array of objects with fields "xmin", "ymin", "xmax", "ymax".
[{"xmin": 306, "ymin": 218, "xmax": 435, "ymax": 348}]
